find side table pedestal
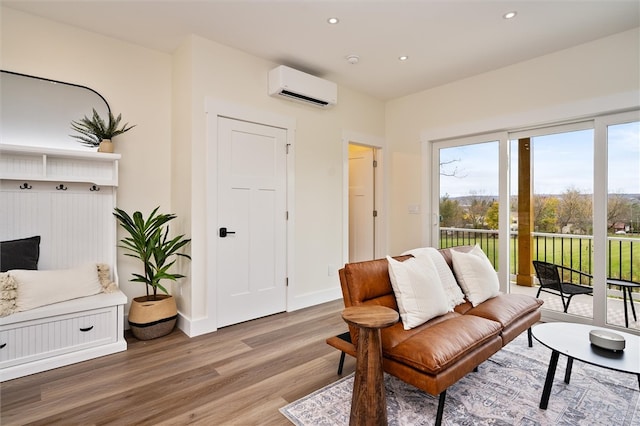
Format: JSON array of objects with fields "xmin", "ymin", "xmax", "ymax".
[{"xmin": 342, "ymin": 305, "xmax": 399, "ymax": 426}]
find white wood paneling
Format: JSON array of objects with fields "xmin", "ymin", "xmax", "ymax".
[{"xmin": 0, "ymin": 145, "xmax": 126, "ymax": 381}]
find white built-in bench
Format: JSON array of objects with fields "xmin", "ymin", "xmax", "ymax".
[{"xmin": 0, "ymin": 144, "xmax": 127, "ymax": 381}]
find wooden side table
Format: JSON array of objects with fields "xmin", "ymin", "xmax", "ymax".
[{"xmin": 342, "ymin": 305, "xmax": 399, "ymax": 426}]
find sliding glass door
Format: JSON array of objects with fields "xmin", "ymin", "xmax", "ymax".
[
  {"xmin": 433, "ymin": 133, "xmax": 510, "ymax": 290},
  {"xmin": 509, "ymin": 123, "xmax": 594, "ymax": 322},
  {"xmin": 430, "ymin": 110, "xmax": 639, "ymax": 332},
  {"xmin": 598, "ymin": 112, "xmax": 640, "ymax": 329}
]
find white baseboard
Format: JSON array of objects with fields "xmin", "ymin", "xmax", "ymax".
[
  {"xmin": 287, "ymin": 286, "xmax": 343, "ymax": 312},
  {"xmin": 177, "ymin": 313, "xmax": 217, "ymax": 337},
  {"xmin": 174, "ymin": 287, "xmax": 343, "ymax": 338}
]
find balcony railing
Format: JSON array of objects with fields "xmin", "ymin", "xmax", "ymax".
[{"xmin": 439, "ymin": 227, "xmax": 640, "ymax": 284}]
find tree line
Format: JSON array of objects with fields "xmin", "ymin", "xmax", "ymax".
[{"xmin": 439, "ymin": 188, "xmax": 640, "ymax": 234}]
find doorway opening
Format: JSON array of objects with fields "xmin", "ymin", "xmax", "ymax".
[{"xmin": 348, "ymin": 143, "xmax": 378, "ymax": 262}]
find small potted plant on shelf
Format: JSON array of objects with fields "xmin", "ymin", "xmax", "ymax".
[
  {"xmin": 70, "ymin": 108, "xmax": 135, "ymax": 153},
  {"xmin": 113, "ymin": 206, "xmax": 191, "ymax": 340}
]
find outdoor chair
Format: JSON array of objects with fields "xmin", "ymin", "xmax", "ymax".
[{"xmin": 532, "ymin": 260, "xmax": 593, "ymax": 313}]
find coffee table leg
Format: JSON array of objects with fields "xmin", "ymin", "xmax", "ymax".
[
  {"xmin": 564, "ymin": 357, "xmax": 573, "ymax": 384},
  {"xmin": 540, "ymin": 350, "xmax": 559, "ymax": 409}
]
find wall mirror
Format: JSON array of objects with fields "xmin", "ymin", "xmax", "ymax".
[{"xmin": 1, "ymin": 70, "xmax": 110, "ymax": 151}]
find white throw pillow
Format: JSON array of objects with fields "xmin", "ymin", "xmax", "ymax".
[
  {"xmin": 11, "ymin": 263, "xmax": 102, "ymax": 312},
  {"xmin": 387, "ymin": 255, "xmax": 450, "ymax": 330},
  {"xmin": 451, "ymin": 245, "xmax": 500, "ymax": 307},
  {"xmin": 403, "ymin": 247, "xmax": 465, "ymax": 309}
]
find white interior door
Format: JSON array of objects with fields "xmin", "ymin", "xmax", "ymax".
[
  {"xmin": 349, "ymin": 145, "xmax": 375, "ymax": 262},
  {"xmin": 217, "ymin": 117, "xmax": 287, "ymax": 327}
]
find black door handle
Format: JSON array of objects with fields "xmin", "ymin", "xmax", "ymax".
[{"xmin": 219, "ymin": 227, "xmax": 236, "ymax": 238}]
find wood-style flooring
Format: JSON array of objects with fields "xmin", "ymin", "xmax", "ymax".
[{"xmin": 1, "ymin": 299, "xmax": 355, "ymax": 425}]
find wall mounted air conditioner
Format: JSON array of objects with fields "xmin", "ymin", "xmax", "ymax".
[{"xmin": 268, "ymin": 65, "xmax": 337, "ymax": 108}]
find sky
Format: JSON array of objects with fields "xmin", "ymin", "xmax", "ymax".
[{"xmin": 439, "ymin": 121, "xmax": 640, "ymax": 198}]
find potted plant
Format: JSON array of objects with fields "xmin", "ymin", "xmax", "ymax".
[
  {"xmin": 71, "ymin": 108, "xmax": 135, "ymax": 153},
  {"xmin": 113, "ymin": 206, "xmax": 191, "ymax": 340}
]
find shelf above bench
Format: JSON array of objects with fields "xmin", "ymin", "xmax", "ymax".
[{"xmin": 0, "ymin": 144, "xmax": 121, "ymax": 186}]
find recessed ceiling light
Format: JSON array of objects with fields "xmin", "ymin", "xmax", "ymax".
[
  {"xmin": 327, "ymin": 17, "xmax": 339, "ymax": 24},
  {"xmin": 346, "ymin": 54, "xmax": 360, "ymax": 64},
  {"xmin": 503, "ymin": 11, "xmax": 517, "ymax": 19},
  {"xmin": 399, "ymin": 55, "xmax": 409, "ymax": 61}
]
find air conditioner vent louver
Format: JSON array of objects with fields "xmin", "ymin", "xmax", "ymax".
[
  {"xmin": 280, "ymin": 90, "xmax": 329, "ymax": 106},
  {"xmin": 268, "ymin": 65, "xmax": 337, "ymax": 108}
]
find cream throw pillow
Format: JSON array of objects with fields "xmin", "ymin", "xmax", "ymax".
[
  {"xmin": 0, "ymin": 272, "xmax": 18, "ymax": 317},
  {"xmin": 97, "ymin": 263, "xmax": 118, "ymax": 293},
  {"xmin": 387, "ymin": 255, "xmax": 450, "ymax": 330},
  {"xmin": 12, "ymin": 263, "xmax": 103, "ymax": 312},
  {"xmin": 402, "ymin": 247, "xmax": 465, "ymax": 309},
  {"xmin": 451, "ymin": 245, "xmax": 500, "ymax": 307}
]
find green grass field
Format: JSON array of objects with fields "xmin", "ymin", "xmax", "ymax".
[{"xmin": 440, "ymin": 233, "xmax": 639, "ymax": 282}]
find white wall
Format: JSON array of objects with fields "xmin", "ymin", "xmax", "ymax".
[
  {"xmin": 174, "ymin": 35, "xmax": 385, "ymax": 332},
  {"xmin": 385, "ymin": 27, "xmax": 640, "ymax": 255},
  {"xmin": 1, "ymin": 7, "xmax": 386, "ymax": 333},
  {"xmin": 1, "ymin": 7, "xmax": 173, "ymax": 309},
  {"xmin": 4, "ymin": 5, "xmax": 637, "ymax": 334}
]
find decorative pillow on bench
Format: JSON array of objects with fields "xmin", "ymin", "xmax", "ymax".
[
  {"xmin": 11, "ymin": 263, "xmax": 103, "ymax": 312},
  {"xmin": 387, "ymin": 255, "xmax": 450, "ymax": 330},
  {"xmin": 0, "ymin": 273, "xmax": 18, "ymax": 316},
  {"xmin": 0, "ymin": 235, "xmax": 40, "ymax": 272},
  {"xmin": 0, "ymin": 263, "xmax": 118, "ymax": 317}
]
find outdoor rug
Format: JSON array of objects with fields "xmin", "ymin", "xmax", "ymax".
[{"xmin": 280, "ymin": 332, "xmax": 640, "ymax": 425}]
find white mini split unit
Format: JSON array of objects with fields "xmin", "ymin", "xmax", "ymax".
[{"xmin": 268, "ymin": 65, "xmax": 337, "ymax": 108}]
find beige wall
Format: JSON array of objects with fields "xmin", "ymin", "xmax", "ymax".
[{"xmin": 385, "ymin": 27, "xmax": 640, "ymax": 255}]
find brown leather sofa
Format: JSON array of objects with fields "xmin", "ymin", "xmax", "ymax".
[{"xmin": 327, "ymin": 246, "xmax": 543, "ymax": 425}]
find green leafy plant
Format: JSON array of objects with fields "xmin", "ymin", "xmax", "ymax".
[
  {"xmin": 71, "ymin": 108, "xmax": 135, "ymax": 147},
  {"xmin": 113, "ymin": 206, "xmax": 191, "ymax": 299}
]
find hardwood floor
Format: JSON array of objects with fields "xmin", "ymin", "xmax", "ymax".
[{"xmin": 1, "ymin": 299, "xmax": 355, "ymax": 425}]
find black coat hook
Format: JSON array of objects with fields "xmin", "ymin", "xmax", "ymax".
[
  {"xmin": 19, "ymin": 182, "xmax": 32, "ymax": 189},
  {"xmin": 89, "ymin": 185, "xmax": 100, "ymax": 192},
  {"xmin": 56, "ymin": 184, "xmax": 67, "ymax": 191}
]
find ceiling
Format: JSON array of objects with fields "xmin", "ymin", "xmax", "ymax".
[{"xmin": 3, "ymin": 0, "xmax": 639, "ymax": 100}]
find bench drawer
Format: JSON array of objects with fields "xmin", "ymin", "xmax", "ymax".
[{"xmin": 0, "ymin": 306, "xmax": 117, "ymax": 368}]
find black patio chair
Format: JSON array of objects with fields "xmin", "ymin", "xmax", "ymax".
[{"xmin": 532, "ymin": 260, "xmax": 593, "ymax": 313}]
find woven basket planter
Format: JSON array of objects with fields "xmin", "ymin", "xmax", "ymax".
[{"xmin": 128, "ymin": 294, "xmax": 177, "ymax": 340}]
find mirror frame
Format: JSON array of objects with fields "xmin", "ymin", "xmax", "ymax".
[{"xmin": 1, "ymin": 69, "xmax": 111, "ymax": 150}]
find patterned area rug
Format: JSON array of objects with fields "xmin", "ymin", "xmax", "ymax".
[{"xmin": 280, "ymin": 332, "xmax": 640, "ymax": 425}]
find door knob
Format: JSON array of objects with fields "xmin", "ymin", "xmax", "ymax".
[{"xmin": 219, "ymin": 227, "xmax": 236, "ymax": 238}]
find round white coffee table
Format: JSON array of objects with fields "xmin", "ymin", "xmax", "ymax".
[{"xmin": 532, "ymin": 322, "xmax": 640, "ymax": 409}]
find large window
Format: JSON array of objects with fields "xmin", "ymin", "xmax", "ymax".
[
  {"xmin": 433, "ymin": 133, "xmax": 508, "ymax": 288},
  {"xmin": 510, "ymin": 124, "xmax": 594, "ymax": 321},
  {"xmin": 605, "ymin": 118, "xmax": 640, "ymax": 328},
  {"xmin": 430, "ymin": 110, "xmax": 639, "ymax": 332}
]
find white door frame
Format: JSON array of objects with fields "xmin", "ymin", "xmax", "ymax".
[
  {"xmin": 206, "ymin": 99, "xmax": 296, "ymax": 331},
  {"xmin": 342, "ymin": 131, "xmax": 386, "ymax": 266}
]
